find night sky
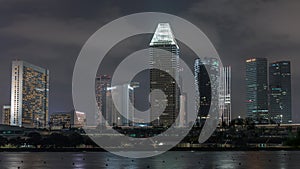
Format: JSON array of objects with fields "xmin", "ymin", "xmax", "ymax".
[{"xmin": 0, "ymin": 0, "xmax": 299, "ymax": 122}]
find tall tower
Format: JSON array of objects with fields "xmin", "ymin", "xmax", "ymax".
[
  {"xmin": 149, "ymin": 23, "xmax": 180, "ymax": 127},
  {"xmin": 95, "ymin": 75, "xmax": 111, "ymax": 125},
  {"xmin": 194, "ymin": 58, "xmax": 220, "ymax": 126},
  {"xmin": 269, "ymin": 61, "xmax": 292, "ymax": 123},
  {"xmin": 245, "ymin": 58, "xmax": 268, "ymax": 120},
  {"xmin": 106, "ymin": 83, "xmax": 135, "ymax": 126},
  {"xmin": 10, "ymin": 60, "xmax": 49, "ymax": 128},
  {"xmin": 220, "ymin": 66, "xmax": 231, "ymax": 125}
]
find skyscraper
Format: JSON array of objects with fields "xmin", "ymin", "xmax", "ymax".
[
  {"xmin": 149, "ymin": 23, "xmax": 180, "ymax": 127},
  {"xmin": 220, "ymin": 66, "xmax": 231, "ymax": 125},
  {"xmin": 10, "ymin": 60, "xmax": 49, "ymax": 128},
  {"xmin": 269, "ymin": 61, "xmax": 292, "ymax": 123},
  {"xmin": 245, "ymin": 58, "xmax": 268, "ymax": 120},
  {"xmin": 106, "ymin": 84, "xmax": 135, "ymax": 126},
  {"xmin": 95, "ymin": 75, "xmax": 111, "ymax": 125},
  {"xmin": 194, "ymin": 58, "xmax": 220, "ymax": 126},
  {"xmin": 105, "ymin": 87, "xmax": 119, "ymax": 126}
]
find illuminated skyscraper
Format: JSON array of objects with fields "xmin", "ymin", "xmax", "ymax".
[
  {"xmin": 149, "ymin": 23, "xmax": 180, "ymax": 127},
  {"xmin": 105, "ymin": 88, "xmax": 119, "ymax": 126},
  {"xmin": 245, "ymin": 58, "xmax": 268, "ymax": 120},
  {"xmin": 10, "ymin": 60, "xmax": 49, "ymax": 128},
  {"xmin": 95, "ymin": 75, "xmax": 111, "ymax": 125},
  {"xmin": 194, "ymin": 58, "xmax": 220, "ymax": 126},
  {"xmin": 220, "ymin": 66, "xmax": 231, "ymax": 125},
  {"xmin": 106, "ymin": 84, "xmax": 135, "ymax": 126},
  {"xmin": 269, "ymin": 61, "xmax": 292, "ymax": 123}
]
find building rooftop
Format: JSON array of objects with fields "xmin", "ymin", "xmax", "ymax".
[{"xmin": 149, "ymin": 23, "xmax": 178, "ymax": 47}]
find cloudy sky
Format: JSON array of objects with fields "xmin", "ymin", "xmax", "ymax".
[{"xmin": 0, "ymin": 0, "xmax": 299, "ymax": 122}]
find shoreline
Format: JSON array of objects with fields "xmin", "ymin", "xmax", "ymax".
[{"xmin": 1, "ymin": 147, "xmax": 300, "ymax": 152}]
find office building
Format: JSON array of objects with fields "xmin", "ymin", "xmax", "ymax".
[
  {"xmin": 220, "ymin": 66, "xmax": 232, "ymax": 125},
  {"xmin": 95, "ymin": 75, "xmax": 111, "ymax": 125},
  {"xmin": 194, "ymin": 58, "xmax": 220, "ymax": 126},
  {"xmin": 10, "ymin": 60, "xmax": 49, "ymax": 128},
  {"xmin": 245, "ymin": 58, "xmax": 268, "ymax": 120},
  {"xmin": 49, "ymin": 110, "xmax": 86, "ymax": 129},
  {"xmin": 149, "ymin": 23, "xmax": 180, "ymax": 127},
  {"xmin": 49, "ymin": 111, "xmax": 73, "ymax": 129},
  {"xmin": 106, "ymin": 83, "xmax": 135, "ymax": 126},
  {"xmin": 269, "ymin": 61, "xmax": 292, "ymax": 123}
]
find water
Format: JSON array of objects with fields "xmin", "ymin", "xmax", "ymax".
[{"xmin": 0, "ymin": 151, "xmax": 299, "ymax": 169}]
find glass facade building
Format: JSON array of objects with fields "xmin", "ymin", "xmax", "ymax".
[
  {"xmin": 10, "ymin": 60, "xmax": 49, "ymax": 128},
  {"xmin": 220, "ymin": 66, "xmax": 231, "ymax": 125},
  {"xmin": 194, "ymin": 58, "xmax": 220, "ymax": 126},
  {"xmin": 95, "ymin": 75, "xmax": 111, "ymax": 126},
  {"xmin": 269, "ymin": 61, "xmax": 292, "ymax": 123},
  {"xmin": 245, "ymin": 58, "xmax": 268, "ymax": 120},
  {"xmin": 106, "ymin": 84, "xmax": 135, "ymax": 126},
  {"xmin": 149, "ymin": 23, "xmax": 180, "ymax": 127}
]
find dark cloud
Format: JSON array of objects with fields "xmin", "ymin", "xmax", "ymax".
[{"xmin": 0, "ymin": 0, "xmax": 299, "ymax": 122}]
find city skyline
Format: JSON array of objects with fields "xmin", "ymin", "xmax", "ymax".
[
  {"xmin": 1, "ymin": 1, "xmax": 300, "ymax": 168},
  {"xmin": 2, "ymin": 56, "xmax": 293, "ymax": 127},
  {"xmin": 0, "ymin": 0, "xmax": 300, "ymax": 122}
]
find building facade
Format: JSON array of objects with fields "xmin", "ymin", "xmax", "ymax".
[
  {"xmin": 10, "ymin": 60, "xmax": 49, "ymax": 128},
  {"xmin": 179, "ymin": 93, "xmax": 187, "ymax": 127},
  {"xmin": 95, "ymin": 75, "xmax": 111, "ymax": 126},
  {"xmin": 2, "ymin": 105, "xmax": 11, "ymax": 125},
  {"xmin": 269, "ymin": 61, "xmax": 292, "ymax": 123},
  {"xmin": 149, "ymin": 23, "xmax": 180, "ymax": 127},
  {"xmin": 220, "ymin": 66, "xmax": 232, "ymax": 125},
  {"xmin": 74, "ymin": 111, "xmax": 86, "ymax": 128},
  {"xmin": 49, "ymin": 111, "xmax": 73, "ymax": 129},
  {"xmin": 49, "ymin": 110, "xmax": 86, "ymax": 129},
  {"xmin": 245, "ymin": 58, "xmax": 268, "ymax": 120},
  {"xmin": 106, "ymin": 84, "xmax": 135, "ymax": 126},
  {"xmin": 194, "ymin": 58, "xmax": 220, "ymax": 126}
]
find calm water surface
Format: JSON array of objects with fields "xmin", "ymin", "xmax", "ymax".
[{"xmin": 0, "ymin": 151, "xmax": 299, "ymax": 169}]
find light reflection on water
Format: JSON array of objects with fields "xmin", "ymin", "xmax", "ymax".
[{"xmin": 0, "ymin": 151, "xmax": 298, "ymax": 169}]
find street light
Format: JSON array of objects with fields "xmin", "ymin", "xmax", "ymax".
[{"xmin": 280, "ymin": 114, "xmax": 283, "ymax": 124}]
